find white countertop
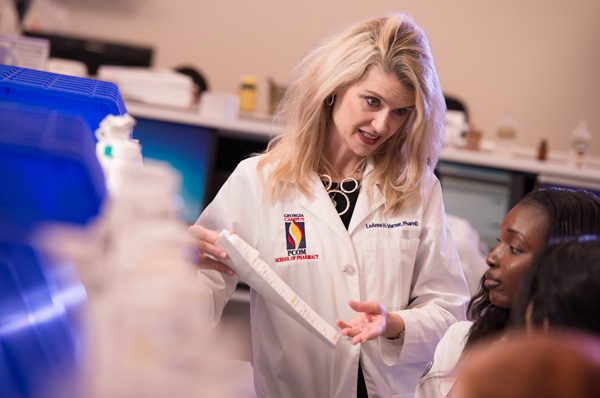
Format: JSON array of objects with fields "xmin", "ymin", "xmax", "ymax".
[
  {"xmin": 126, "ymin": 101, "xmax": 600, "ymax": 189},
  {"xmin": 126, "ymin": 101, "xmax": 285, "ymax": 141},
  {"xmin": 440, "ymin": 144, "xmax": 600, "ymax": 190},
  {"xmin": 440, "ymin": 145, "xmax": 600, "ymax": 190}
]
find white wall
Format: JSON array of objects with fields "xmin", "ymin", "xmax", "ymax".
[{"xmin": 58, "ymin": 0, "xmax": 600, "ymax": 156}]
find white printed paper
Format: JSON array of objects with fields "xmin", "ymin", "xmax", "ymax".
[{"xmin": 216, "ymin": 230, "xmax": 340, "ymax": 348}]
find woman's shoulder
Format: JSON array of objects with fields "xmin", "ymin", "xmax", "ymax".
[
  {"xmin": 417, "ymin": 321, "xmax": 472, "ymax": 397},
  {"xmin": 446, "ymin": 321, "xmax": 473, "ymax": 341},
  {"xmin": 438, "ymin": 321, "xmax": 473, "ymax": 365},
  {"xmin": 233, "ymin": 154, "xmax": 273, "ymax": 175},
  {"xmin": 437, "ymin": 321, "xmax": 472, "ymax": 353},
  {"xmin": 236, "ymin": 154, "xmax": 262, "ymax": 168}
]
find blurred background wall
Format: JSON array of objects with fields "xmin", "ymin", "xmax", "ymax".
[{"xmin": 57, "ymin": 0, "xmax": 599, "ymax": 156}]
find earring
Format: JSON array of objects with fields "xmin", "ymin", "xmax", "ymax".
[{"xmin": 326, "ymin": 94, "xmax": 335, "ymax": 106}]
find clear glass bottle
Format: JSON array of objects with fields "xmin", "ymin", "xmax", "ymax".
[
  {"xmin": 495, "ymin": 112, "xmax": 517, "ymax": 155},
  {"xmin": 569, "ymin": 120, "xmax": 592, "ymax": 168}
]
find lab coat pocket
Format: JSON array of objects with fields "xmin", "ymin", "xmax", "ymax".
[
  {"xmin": 362, "ymin": 238, "xmax": 420, "ymax": 293},
  {"xmin": 364, "ymin": 238, "xmax": 419, "ymax": 252}
]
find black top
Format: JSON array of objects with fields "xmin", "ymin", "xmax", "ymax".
[
  {"xmin": 322, "ymin": 178, "xmax": 367, "ymax": 397},
  {"xmin": 322, "ymin": 179, "xmax": 360, "ymax": 229}
]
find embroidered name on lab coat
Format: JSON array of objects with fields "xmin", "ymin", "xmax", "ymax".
[{"xmin": 365, "ymin": 221, "xmax": 419, "ymax": 229}]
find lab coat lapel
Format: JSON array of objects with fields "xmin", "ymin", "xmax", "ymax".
[
  {"xmin": 348, "ymin": 160, "xmax": 385, "ymax": 234},
  {"xmin": 298, "ymin": 174, "xmax": 351, "ymax": 243}
]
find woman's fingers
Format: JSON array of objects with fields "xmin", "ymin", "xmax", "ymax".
[
  {"xmin": 188, "ymin": 225, "xmax": 233, "ymax": 275},
  {"xmin": 197, "ymin": 251, "xmax": 235, "ymax": 276},
  {"xmin": 335, "ymin": 319, "xmax": 352, "ymax": 330},
  {"xmin": 348, "ymin": 300, "xmax": 382, "ymax": 314},
  {"xmin": 189, "ymin": 225, "xmax": 227, "ymax": 258},
  {"xmin": 188, "ymin": 224, "xmax": 219, "ymax": 244}
]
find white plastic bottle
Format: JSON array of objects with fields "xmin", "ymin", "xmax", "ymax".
[
  {"xmin": 87, "ymin": 160, "xmax": 218, "ymax": 398},
  {"xmin": 105, "ymin": 139, "xmax": 143, "ymax": 197},
  {"xmin": 94, "ymin": 114, "xmax": 137, "ymax": 178}
]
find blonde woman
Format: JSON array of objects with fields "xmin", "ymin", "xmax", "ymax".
[{"xmin": 190, "ymin": 13, "xmax": 469, "ymax": 397}]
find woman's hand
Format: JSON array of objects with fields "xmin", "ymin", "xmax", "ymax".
[
  {"xmin": 335, "ymin": 300, "xmax": 389, "ymax": 345},
  {"xmin": 188, "ymin": 224, "xmax": 235, "ymax": 276},
  {"xmin": 335, "ymin": 300, "xmax": 406, "ymax": 345}
]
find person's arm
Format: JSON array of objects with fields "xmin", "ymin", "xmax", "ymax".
[
  {"xmin": 190, "ymin": 157, "xmax": 263, "ymax": 324},
  {"xmin": 386, "ymin": 176, "xmax": 469, "ymax": 364}
]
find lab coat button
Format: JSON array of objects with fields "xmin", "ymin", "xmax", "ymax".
[{"xmin": 343, "ymin": 266, "xmax": 356, "ymax": 276}]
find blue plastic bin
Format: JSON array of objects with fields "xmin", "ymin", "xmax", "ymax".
[
  {"xmin": 0, "ymin": 101, "xmax": 106, "ymax": 227},
  {"xmin": 0, "ymin": 225, "xmax": 86, "ymax": 398},
  {"xmin": 0, "ymin": 64, "xmax": 126, "ymax": 136},
  {"xmin": 0, "ymin": 67, "xmax": 125, "ymax": 396},
  {"xmin": 0, "ymin": 66, "xmax": 129, "ymax": 397}
]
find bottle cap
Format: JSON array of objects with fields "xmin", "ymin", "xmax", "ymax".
[{"xmin": 241, "ymin": 75, "xmax": 257, "ymax": 86}]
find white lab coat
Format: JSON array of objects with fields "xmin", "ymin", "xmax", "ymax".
[
  {"xmin": 414, "ymin": 321, "xmax": 472, "ymax": 398},
  {"xmin": 197, "ymin": 155, "xmax": 469, "ymax": 398}
]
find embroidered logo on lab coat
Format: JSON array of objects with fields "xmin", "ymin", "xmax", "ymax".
[
  {"xmin": 275, "ymin": 213, "xmax": 319, "ymax": 263},
  {"xmin": 285, "ymin": 216, "xmax": 306, "ymax": 251}
]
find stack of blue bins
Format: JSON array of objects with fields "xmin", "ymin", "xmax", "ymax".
[{"xmin": 0, "ymin": 65, "xmax": 127, "ymax": 397}]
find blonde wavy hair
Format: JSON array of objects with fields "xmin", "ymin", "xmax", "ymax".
[{"xmin": 257, "ymin": 13, "xmax": 445, "ymax": 214}]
